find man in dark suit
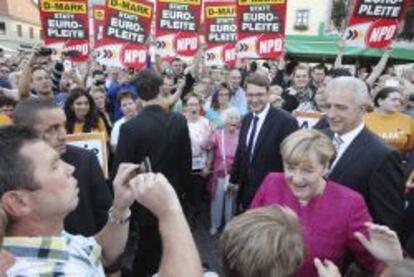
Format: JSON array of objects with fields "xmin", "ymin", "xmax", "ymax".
[
  {"xmin": 230, "ymin": 73, "xmax": 299, "ymax": 209},
  {"xmin": 13, "ymin": 99, "xmax": 112, "ymax": 236},
  {"xmin": 324, "ymin": 76, "xmax": 404, "ymax": 232},
  {"xmin": 112, "ymin": 69, "xmax": 192, "ymax": 277}
]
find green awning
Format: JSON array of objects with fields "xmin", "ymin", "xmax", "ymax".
[{"xmin": 285, "ymin": 35, "xmax": 414, "ymax": 64}]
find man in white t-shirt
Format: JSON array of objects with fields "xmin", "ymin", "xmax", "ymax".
[{"xmin": 111, "ymin": 91, "xmax": 138, "ymax": 151}]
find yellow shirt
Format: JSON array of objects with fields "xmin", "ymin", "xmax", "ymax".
[
  {"xmin": 365, "ymin": 111, "xmax": 414, "ymax": 155},
  {"xmin": 0, "ymin": 114, "xmax": 12, "ymax": 126},
  {"xmin": 72, "ymin": 117, "xmax": 108, "ymax": 140}
]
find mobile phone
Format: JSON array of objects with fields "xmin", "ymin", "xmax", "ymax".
[{"xmin": 139, "ymin": 157, "xmax": 152, "ymax": 173}]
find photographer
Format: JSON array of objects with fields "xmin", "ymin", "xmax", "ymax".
[{"xmin": 18, "ymin": 45, "xmax": 59, "ymax": 100}]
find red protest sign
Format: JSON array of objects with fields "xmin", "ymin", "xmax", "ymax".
[
  {"xmin": 38, "ymin": 0, "xmax": 89, "ymax": 62},
  {"xmin": 344, "ymin": 0, "xmax": 411, "ymax": 49},
  {"xmin": 204, "ymin": 1, "xmax": 237, "ymax": 68},
  {"xmin": 236, "ymin": 0, "xmax": 286, "ymax": 60},
  {"xmin": 93, "ymin": 5, "xmax": 106, "ymax": 47},
  {"xmin": 155, "ymin": 0, "xmax": 201, "ymax": 58},
  {"xmin": 96, "ymin": 0, "xmax": 153, "ymax": 69}
]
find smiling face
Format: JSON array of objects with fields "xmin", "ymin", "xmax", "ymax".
[
  {"xmin": 284, "ymin": 151, "xmax": 327, "ymax": 203},
  {"xmin": 224, "ymin": 112, "xmax": 241, "ymax": 133},
  {"xmin": 325, "ymin": 88, "xmax": 365, "ymax": 135},
  {"xmin": 71, "ymin": 95, "xmax": 90, "ymax": 121},
  {"xmin": 378, "ymin": 92, "xmax": 404, "ymax": 113},
  {"xmin": 246, "ymin": 83, "xmax": 269, "ymax": 114},
  {"xmin": 91, "ymin": 90, "xmax": 106, "ymax": 111},
  {"xmin": 292, "ymin": 68, "xmax": 309, "ymax": 90}
]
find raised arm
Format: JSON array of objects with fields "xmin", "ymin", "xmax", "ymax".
[
  {"xmin": 334, "ymin": 39, "xmax": 345, "ymax": 69},
  {"xmin": 95, "ymin": 163, "xmax": 139, "ymax": 267},
  {"xmin": 365, "ymin": 48, "xmax": 392, "ymax": 87},
  {"xmin": 130, "ymin": 173, "xmax": 203, "ymax": 277}
]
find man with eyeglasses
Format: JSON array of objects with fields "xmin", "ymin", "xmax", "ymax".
[{"xmin": 230, "ymin": 73, "xmax": 298, "ymax": 210}]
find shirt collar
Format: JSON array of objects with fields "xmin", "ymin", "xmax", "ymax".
[
  {"xmin": 253, "ymin": 103, "xmax": 270, "ymax": 121},
  {"xmin": 337, "ymin": 123, "xmax": 365, "ymax": 146}
]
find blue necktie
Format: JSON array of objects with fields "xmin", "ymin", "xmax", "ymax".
[{"xmin": 247, "ymin": 116, "xmax": 259, "ymax": 162}]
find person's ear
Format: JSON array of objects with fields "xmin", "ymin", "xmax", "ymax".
[{"xmin": 1, "ymin": 191, "xmax": 32, "ymax": 218}]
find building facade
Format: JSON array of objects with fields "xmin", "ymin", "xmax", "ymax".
[
  {"xmin": 285, "ymin": 0, "xmax": 334, "ymax": 36},
  {"xmin": 0, "ymin": 0, "xmax": 41, "ymax": 51}
]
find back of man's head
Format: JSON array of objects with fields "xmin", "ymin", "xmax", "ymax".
[
  {"xmin": 220, "ymin": 206, "xmax": 304, "ymax": 277},
  {"xmin": 132, "ymin": 70, "xmax": 164, "ymax": 101},
  {"xmin": 0, "ymin": 126, "xmax": 40, "ymax": 196},
  {"xmin": 13, "ymin": 98, "xmax": 58, "ymax": 127}
]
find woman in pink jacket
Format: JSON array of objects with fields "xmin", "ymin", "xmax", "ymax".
[{"xmin": 250, "ymin": 129, "xmax": 378, "ymax": 276}]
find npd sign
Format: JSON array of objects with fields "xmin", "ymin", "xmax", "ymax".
[
  {"xmin": 120, "ymin": 44, "xmax": 147, "ymax": 69},
  {"xmin": 256, "ymin": 33, "xmax": 284, "ymax": 60},
  {"xmin": 366, "ymin": 19, "xmax": 399, "ymax": 49},
  {"xmin": 174, "ymin": 32, "xmax": 198, "ymax": 57}
]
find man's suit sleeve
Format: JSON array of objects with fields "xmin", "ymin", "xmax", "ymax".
[
  {"xmin": 180, "ymin": 119, "xmax": 192, "ymax": 199},
  {"xmin": 112, "ymin": 123, "xmax": 139, "ymax": 178},
  {"xmin": 369, "ymin": 149, "xmax": 405, "ymax": 232},
  {"xmin": 279, "ymin": 114, "xmax": 299, "ymax": 140},
  {"xmin": 87, "ymin": 152, "xmax": 113, "ymax": 232}
]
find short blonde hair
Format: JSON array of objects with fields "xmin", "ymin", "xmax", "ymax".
[
  {"xmin": 221, "ymin": 206, "xmax": 304, "ymax": 277},
  {"xmin": 281, "ymin": 129, "xmax": 335, "ymax": 167}
]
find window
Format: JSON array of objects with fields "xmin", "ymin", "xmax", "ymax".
[
  {"xmin": 29, "ymin": 27, "xmax": 34, "ymax": 39},
  {"xmin": 0, "ymin": 22, "xmax": 5, "ymax": 35},
  {"xmin": 294, "ymin": 9, "xmax": 309, "ymax": 30},
  {"xmin": 16, "ymin": 24, "xmax": 22, "ymax": 37}
]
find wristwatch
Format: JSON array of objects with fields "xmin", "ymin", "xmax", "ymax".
[{"xmin": 108, "ymin": 207, "xmax": 131, "ymax": 225}]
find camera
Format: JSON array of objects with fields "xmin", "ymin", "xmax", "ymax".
[
  {"xmin": 37, "ymin": 47, "xmax": 53, "ymax": 56},
  {"xmin": 62, "ymin": 50, "xmax": 81, "ymax": 58}
]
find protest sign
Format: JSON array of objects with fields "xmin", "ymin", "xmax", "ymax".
[
  {"xmin": 204, "ymin": 1, "xmax": 237, "ymax": 67},
  {"xmin": 38, "ymin": 0, "xmax": 89, "ymax": 62},
  {"xmin": 236, "ymin": 0, "xmax": 286, "ymax": 60},
  {"xmin": 155, "ymin": 0, "xmax": 201, "ymax": 58},
  {"xmin": 344, "ymin": 0, "xmax": 411, "ymax": 49},
  {"xmin": 292, "ymin": 111, "xmax": 322, "ymax": 129},
  {"xmin": 93, "ymin": 5, "xmax": 106, "ymax": 47},
  {"xmin": 95, "ymin": 0, "xmax": 153, "ymax": 69},
  {"xmin": 65, "ymin": 132, "xmax": 109, "ymax": 178}
]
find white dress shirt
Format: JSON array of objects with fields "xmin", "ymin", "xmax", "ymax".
[
  {"xmin": 330, "ymin": 123, "xmax": 365, "ymax": 171},
  {"xmin": 246, "ymin": 104, "xmax": 271, "ymax": 157}
]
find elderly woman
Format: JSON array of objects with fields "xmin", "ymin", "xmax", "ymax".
[
  {"xmin": 250, "ymin": 129, "xmax": 377, "ymax": 276},
  {"xmin": 365, "ymin": 87, "xmax": 414, "ymax": 157},
  {"xmin": 208, "ymin": 107, "xmax": 240, "ymax": 235}
]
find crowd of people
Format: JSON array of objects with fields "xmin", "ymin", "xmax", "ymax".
[{"xmin": 0, "ymin": 43, "xmax": 414, "ymax": 277}]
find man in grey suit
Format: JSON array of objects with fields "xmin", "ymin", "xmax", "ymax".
[{"xmin": 324, "ymin": 76, "xmax": 404, "ymax": 232}]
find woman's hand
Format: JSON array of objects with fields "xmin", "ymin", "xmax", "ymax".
[
  {"xmin": 314, "ymin": 258, "xmax": 341, "ymax": 277},
  {"xmin": 354, "ymin": 222, "xmax": 403, "ymax": 263}
]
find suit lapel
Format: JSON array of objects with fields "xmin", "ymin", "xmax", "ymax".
[
  {"xmin": 241, "ymin": 114, "xmax": 253, "ymax": 147},
  {"xmin": 251, "ymin": 108, "xmax": 273, "ymax": 162},
  {"xmin": 330, "ymin": 128, "xmax": 370, "ymax": 177}
]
